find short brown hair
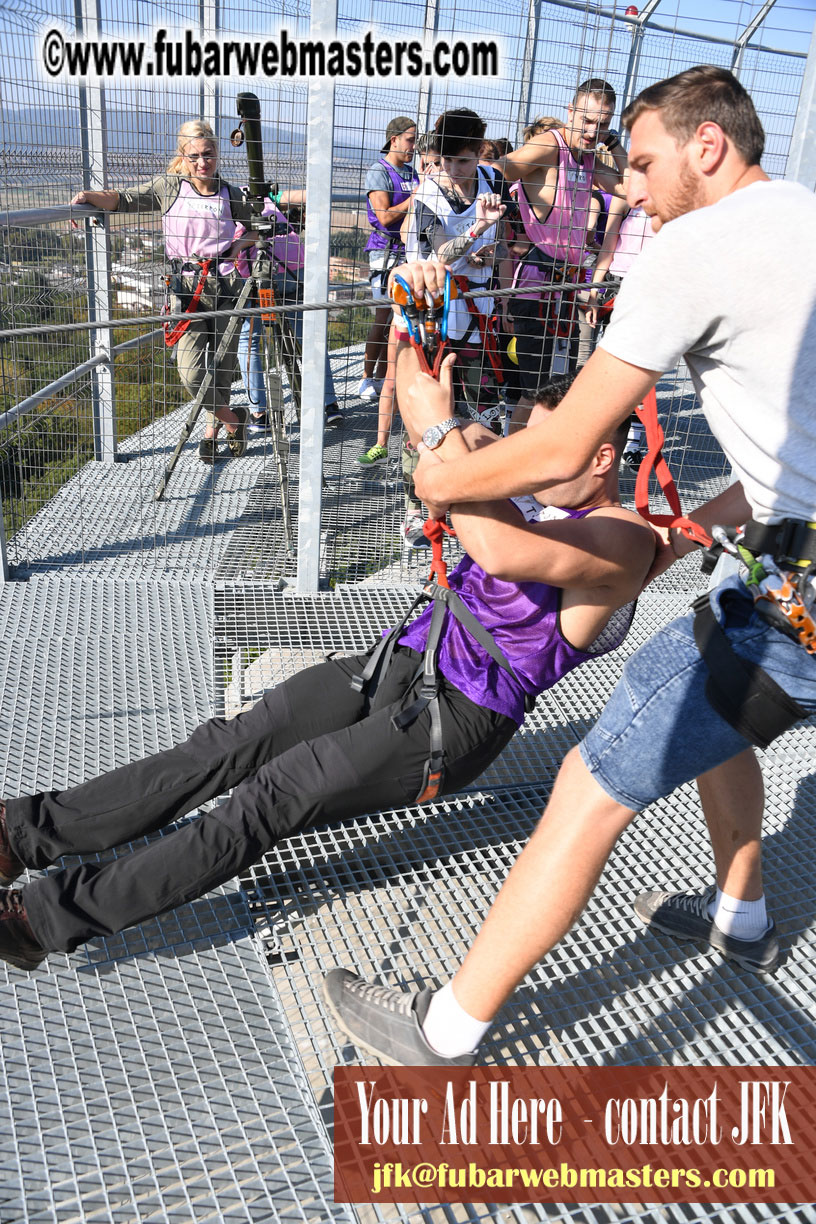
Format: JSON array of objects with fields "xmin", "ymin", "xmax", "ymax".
[
  {"xmin": 573, "ymin": 78, "xmax": 616, "ymax": 108},
  {"xmin": 623, "ymin": 65, "xmax": 764, "ymax": 165},
  {"xmin": 434, "ymin": 108, "xmax": 485, "ymax": 157}
]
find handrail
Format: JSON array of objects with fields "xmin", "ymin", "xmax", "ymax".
[{"xmin": 0, "ymin": 327, "xmax": 163, "ymax": 433}]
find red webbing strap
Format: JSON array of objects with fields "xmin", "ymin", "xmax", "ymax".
[
  {"xmin": 422, "ymin": 516, "xmax": 457, "ymax": 590},
  {"xmin": 634, "ymin": 388, "xmax": 713, "ymax": 550},
  {"xmin": 453, "ymin": 275, "xmax": 504, "ymax": 382},
  {"xmin": 163, "ymin": 259, "xmax": 212, "ymax": 347},
  {"xmin": 406, "ymin": 332, "xmax": 449, "ymax": 379}
]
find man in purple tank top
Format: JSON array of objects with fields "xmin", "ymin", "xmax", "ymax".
[
  {"xmin": 500, "ymin": 78, "xmax": 628, "ymax": 427},
  {"xmin": 0, "ymin": 357, "xmax": 653, "ymax": 973}
]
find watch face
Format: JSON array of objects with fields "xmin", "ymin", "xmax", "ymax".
[{"xmin": 424, "ymin": 425, "xmax": 442, "ymax": 449}]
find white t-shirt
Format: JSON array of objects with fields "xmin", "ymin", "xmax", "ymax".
[{"xmin": 599, "ymin": 180, "xmax": 816, "ymax": 526}]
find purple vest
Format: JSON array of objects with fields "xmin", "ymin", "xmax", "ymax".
[
  {"xmin": 398, "ymin": 507, "xmax": 634, "ymax": 724},
  {"xmin": 365, "ymin": 159, "xmax": 418, "ymax": 253}
]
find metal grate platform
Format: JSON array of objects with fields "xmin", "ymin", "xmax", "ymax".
[{"xmin": 1, "ymin": 351, "xmax": 814, "ymax": 1222}]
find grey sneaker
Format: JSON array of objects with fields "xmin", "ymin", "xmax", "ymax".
[
  {"xmin": 402, "ymin": 512, "xmax": 430, "ymax": 550},
  {"xmin": 634, "ymin": 884, "xmax": 780, "ymax": 973},
  {"xmin": 322, "ymin": 968, "xmax": 477, "ymax": 1066}
]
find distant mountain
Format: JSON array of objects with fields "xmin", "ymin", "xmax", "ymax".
[{"xmin": 0, "ymin": 106, "xmax": 384, "ymax": 164}]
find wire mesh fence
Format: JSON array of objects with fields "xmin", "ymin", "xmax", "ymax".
[{"xmin": 0, "ymin": 0, "xmax": 813, "ymax": 584}]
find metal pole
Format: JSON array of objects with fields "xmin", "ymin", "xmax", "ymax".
[
  {"xmin": 731, "ymin": 0, "xmax": 778, "ymax": 76},
  {"xmin": 786, "ymin": 13, "xmax": 816, "ymax": 190},
  {"xmin": 200, "ymin": 0, "xmax": 220, "ymax": 133},
  {"xmin": 0, "ymin": 492, "xmax": 8, "ymax": 585},
  {"xmin": 516, "ymin": 0, "xmax": 542, "ymax": 145},
  {"xmin": 297, "ymin": 0, "xmax": 337, "ymax": 593},
  {"xmin": 417, "ymin": 0, "xmax": 440, "ymax": 134},
  {"xmin": 621, "ymin": 0, "xmax": 662, "ymax": 115},
  {"xmin": 76, "ymin": 0, "xmax": 117, "ymax": 463}
]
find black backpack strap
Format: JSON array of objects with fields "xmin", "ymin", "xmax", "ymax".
[{"xmin": 692, "ymin": 594, "xmax": 807, "ymax": 749}]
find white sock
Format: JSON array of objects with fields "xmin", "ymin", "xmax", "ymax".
[
  {"xmin": 708, "ymin": 887, "xmax": 769, "ymax": 941},
  {"xmin": 421, "ymin": 982, "xmax": 492, "ymax": 1058}
]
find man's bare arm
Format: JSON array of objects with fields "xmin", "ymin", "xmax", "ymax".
[
  {"xmin": 414, "ymin": 344, "xmax": 661, "ymax": 508},
  {"xmin": 452, "ymin": 499, "xmax": 654, "ymax": 594},
  {"xmin": 495, "ymin": 133, "xmax": 560, "ymax": 184}
]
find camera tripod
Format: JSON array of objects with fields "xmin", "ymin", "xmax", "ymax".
[{"xmin": 154, "ymin": 223, "xmax": 302, "ymax": 555}]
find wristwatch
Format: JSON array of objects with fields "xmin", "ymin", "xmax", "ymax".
[{"xmin": 422, "ymin": 417, "xmax": 460, "ymax": 450}]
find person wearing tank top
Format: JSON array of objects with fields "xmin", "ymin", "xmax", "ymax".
[
  {"xmin": 404, "ymin": 108, "xmax": 516, "ymax": 433},
  {"xmin": 71, "ymin": 120, "xmax": 257, "ymax": 465},
  {"xmin": 0, "ymin": 365, "xmax": 655, "ymax": 972},
  {"xmin": 497, "ymin": 79, "xmax": 628, "ymax": 430}
]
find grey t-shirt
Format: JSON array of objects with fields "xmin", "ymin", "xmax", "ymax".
[
  {"xmin": 364, "ymin": 159, "xmax": 416, "ymax": 199},
  {"xmin": 600, "ymin": 179, "xmax": 816, "ymax": 525}
]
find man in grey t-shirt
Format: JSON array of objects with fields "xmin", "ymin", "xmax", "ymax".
[
  {"xmin": 324, "ymin": 67, "xmax": 816, "ymax": 1066},
  {"xmin": 357, "ymin": 116, "xmax": 417, "ymax": 400}
]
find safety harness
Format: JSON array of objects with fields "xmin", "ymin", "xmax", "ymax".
[
  {"xmin": 350, "ymin": 272, "xmax": 533, "ymax": 803},
  {"xmin": 163, "ymin": 258, "xmax": 213, "ymax": 347},
  {"xmin": 633, "ymin": 383, "xmax": 815, "ymax": 747}
]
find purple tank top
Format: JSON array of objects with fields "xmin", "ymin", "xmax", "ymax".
[
  {"xmin": 398, "ymin": 506, "xmax": 635, "ymax": 724},
  {"xmin": 365, "ymin": 159, "xmax": 418, "ymax": 252}
]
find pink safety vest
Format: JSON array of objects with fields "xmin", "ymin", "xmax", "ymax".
[
  {"xmin": 235, "ymin": 196, "xmax": 305, "ymax": 278},
  {"xmin": 515, "ymin": 130, "xmax": 593, "ymax": 264},
  {"xmin": 609, "ymin": 206, "xmax": 655, "ymax": 277},
  {"xmin": 162, "ymin": 180, "xmax": 239, "ymax": 276}
]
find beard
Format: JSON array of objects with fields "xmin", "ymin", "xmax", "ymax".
[{"xmin": 659, "ymin": 156, "xmax": 706, "ymax": 224}]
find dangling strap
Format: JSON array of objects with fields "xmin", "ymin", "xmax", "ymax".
[
  {"xmin": 453, "ymin": 274, "xmax": 504, "ymax": 382},
  {"xmin": 164, "ymin": 259, "xmax": 212, "ymax": 347},
  {"xmin": 423, "ymin": 515, "xmax": 457, "ymax": 589},
  {"xmin": 633, "ymin": 388, "xmax": 713, "ymax": 550}
]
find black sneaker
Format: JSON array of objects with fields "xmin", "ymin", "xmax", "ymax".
[
  {"xmin": 325, "ymin": 403, "xmax": 344, "ymax": 426},
  {"xmin": 322, "ymin": 968, "xmax": 477, "ymax": 1066},
  {"xmin": 198, "ymin": 437, "xmax": 221, "ymax": 464},
  {"xmin": 226, "ymin": 405, "xmax": 249, "ymax": 458},
  {"xmin": 623, "ymin": 449, "xmax": 644, "ymax": 471},
  {"xmin": 0, "ymin": 890, "xmax": 47, "ymax": 972},
  {"xmin": 634, "ymin": 885, "xmax": 780, "ymax": 973},
  {"xmin": 0, "ymin": 802, "xmax": 22, "ymax": 887},
  {"xmin": 248, "ymin": 413, "xmax": 271, "ymax": 435}
]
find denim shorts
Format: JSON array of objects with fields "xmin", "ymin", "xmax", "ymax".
[{"xmin": 579, "ymin": 575, "xmax": 816, "ymax": 812}]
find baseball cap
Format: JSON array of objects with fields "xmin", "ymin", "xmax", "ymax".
[{"xmin": 381, "ymin": 117, "xmax": 416, "ymax": 153}]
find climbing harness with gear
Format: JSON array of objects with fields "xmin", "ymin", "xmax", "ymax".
[
  {"xmin": 390, "ymin": 271, "xmax": 457, "ymax": 378},
  {"xmin": 163, "ymin": 258, "xmax": 213, "ymax": 347},
  {"xmin": 353, "ymin": 278, "xmax": 533, "ymax": 801},
  {"xmin": 633, "ymin": 386, "xmax": 815, "ymax": 747}
]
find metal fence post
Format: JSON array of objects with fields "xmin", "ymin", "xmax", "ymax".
[
  {"xmin": 787, "ymin": 15, "xmax": 816, "ymax": 190},
  {"xmin": 296, "ymin": 0, "xmax": 337, "ymax": 592},
  {"xmin": 76, "ymin": 0, "xmax": 117, "ymax": 462},
  {"xmin": 0, "ymin": 494, "xmax": 8, "ymax": 586},
  {"xmin": 417, "ymin": 0, "xmax": 440, "ymax": 134},
  {"xmin": 621, "ymin": 1, "xmax": 661, "ymax": 115},
  {"xmin": 516, "ymin": 0, "xmax": 541, "ymax": 146},
  {"xmin": 200, "ymin": 0, "xmax": 220, "ymax": 133},
  {"xmin": 731, "ymin": 0, "xmax": 778, "ymax": 77}
]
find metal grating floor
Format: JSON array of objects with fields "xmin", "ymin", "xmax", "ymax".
[{"xmin": 1, "ymin": 350, "xmax": 814, "ymax": 1222}]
